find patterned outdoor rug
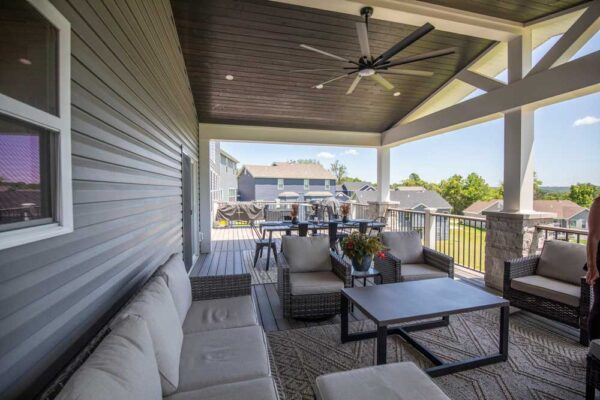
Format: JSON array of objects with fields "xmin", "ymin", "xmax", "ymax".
[
  {"xmin": 242, "ymin": 249, "xmax": 278, "ymax": 285},
  {"xmin": 267, "ymin": 310, "xmax": 588, "ymax": 399}
]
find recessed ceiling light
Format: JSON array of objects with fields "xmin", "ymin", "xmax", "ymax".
[
  {"xmin": 18, "ymin": 58, "xmax": 32, "ymax": 65},
  {"xmin": 393, "ymin": 91, "xmax": 401, "ymax": 97},
  {"xmin": 316, "ymin": 84, "xmax": 324, "ymax": 89},
  {"xmin": 225, "ymin": 74, "xmax": 234, "ymax": 80}
]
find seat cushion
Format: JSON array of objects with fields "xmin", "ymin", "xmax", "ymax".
[
  {"xmin": 290, "ymin": 271, "xmax": 344, "ymax": 295},
  {"xmin": 315, "ymin": 362, "xmax": 449, "ymax": 400},
  {"xmin": 177, "ymin": 326, "xmax": 271, "ymax": 392},
  {"xmin": 401, "ymin": 263, "xmax": 448, "ymax": 281},
  {"xmin": 56, "ymin": 316, "xmax": 161, "ymax": 400},
  {"xmin": 156, "ymin": 254, "xmax": 192, "ymax": 325},
  {"xmin": 183, "ymin": 295, "xmax": 258, "ymax": 334},
  {"xmin": 511, "ymin": 275, "xmax": 580, "ymax": 307},
  {"xmin": 381, "ymin": 231, "xmax": 425, "ymax": 264},
  {"xmin": 165, "ymin": 377, "xmax": 279, "ymax": 400},
  {"xmin": 115, "ymin": 277, "xmax": 183, "ymax": 395},
  {"xmin": 590, "ymin": 340, "xmax": 600, "ymax": 359},
  {"xmin": 536, "ymin": 240, "xmax": 587, "ymax": 285},
  {"xmin": 282, "ymin": 235, "xmax": 332, "ymax": 272}
]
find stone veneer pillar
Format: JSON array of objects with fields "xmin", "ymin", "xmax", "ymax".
[
  {"xmin": 483, "ymin": 211, "xmax": 555, "ymax": 291},
  {"xmin": 367, "ymin": 201, "xmax": 398, "ymax": 220}
]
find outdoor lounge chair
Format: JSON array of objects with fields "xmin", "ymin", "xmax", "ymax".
[
  {"xmin": 278, "ymin": 235, "xmax": 352, "ymax": 319},
  {"xmin": 374, "ymin": 231, "xmax": 454, "ymax": 284},
  {"xmin": 503, "ymin": 239, "xmax": 590, "ymax": 345}
]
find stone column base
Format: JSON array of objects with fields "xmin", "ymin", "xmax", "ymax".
[
  {"xmin": 483, "ymin": 211, "xmax": 555, "ymax": 291},
  {"xmin": 367, "ymin": 201, "xmax": 399, "ymax": 220}
]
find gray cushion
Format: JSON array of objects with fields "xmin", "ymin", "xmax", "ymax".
[
  {"xmin": 511, "ymin": 275, "xmax": 580, "ymax": 307},
  {"xmin": 282, "ymin": 235, "xmax": 332, "ymax": 272},
  {"xmin": 115, "ymin": 277, "xmax": 183, "ymax": 395},
  {"xmin": 381, "ymin": 231, "xmax": 425, "ymax": 264},
  {"xmin": 165, "ymin": 377, "xmax": 279, "ymax": 400},
  {"xmin": 536, "ymin": 240, "xmax": 587, "ymax": 285},
  {"xmin": 156, "ymin": 254, "xmax": 192, "ymax": 325},
  {"xmin": 177, "ymin": 326, "xmax": 271, "ymax": 392},
  {"xmin": 56, "ymin": 316, "xmax": 162, "ymax": 400},
  {"xmin": 401, "ymin": 263, "xmax": 447, "ymax": 281},
  {"xmin": 315, "ymin": 362, "xmax": 450, "ymax": 400},
  {"xmin": 590, "ymin": 340, "xmax": 600, "ymax": 359},
  {"xmin": 183, "ymin": 295, "xmax": 258, "ymax": 334},
  {"xmin": 290, "ymin": 271, "xmax": 344, "ymax": 295}
]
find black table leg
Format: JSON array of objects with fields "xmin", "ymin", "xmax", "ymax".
[
  {"xmin": 376, "ymin": 325, "xmax": 388, "ymax": 365},
  {"xmin": 341, "ymin": 295, "xmax": 349, "ymax": 343},
  {"xmin": 265, "ymin": 231, "xmax": 273, "ymax": 271},
  {"xmin": 500, "ymin": 304, "xmax": 509, "ymax": 361}
]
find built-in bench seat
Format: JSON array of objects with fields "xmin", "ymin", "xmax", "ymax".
[{"xmin": 48, "ymin": 254, "xmax": 279, "ymax": 400}]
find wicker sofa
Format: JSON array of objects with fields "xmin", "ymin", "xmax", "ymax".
[
  {"xmin": 43, "ymin": 254, "xmax": 279, "ymax": 400},
  {"xmin": 278, "ymin": 235, "xmax": 352, "ymax": 319},
  {"xmin": 374, "ymin": 231, "xmax": 454, "ymax": 284},
  {"xmin": 503, "ymin": 240, "xmax": 590, "ymax": 345},
  {"xmin": 588, "ymin": 340, "xmax": 600, "ymax": 400}
]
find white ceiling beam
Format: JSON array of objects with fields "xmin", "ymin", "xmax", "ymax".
[
  {"xmin": 528, "ymin": 0, "xmax": 600, "ymax": 75},
  {"xmin": 456, "ymin": 70, "xmax": 506, "ymax": 92},
  {"xmin": 270, "ymin": 0, "xmax": 523, "ymax": 41},
  {"xmin": 382, "ymin": 50, "xmax": 600, "ymax": 146},
  {"xmin": 199, "ymin": 123, "xmax": 381, "ymax": 147}
]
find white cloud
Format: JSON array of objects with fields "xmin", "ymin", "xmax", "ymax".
[
  {"xmin": 573, "ymin": 116, "xmax": 600, "ymax": 126},
  {"xmin": 341, "ymin": 149, "xmax": 359, "ymax": 156},
  {"xmin": 316, "ymin": 151, "xmax": 335, "ymax": 159}
]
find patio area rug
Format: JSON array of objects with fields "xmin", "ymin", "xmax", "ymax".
[
  {"xmin": 242, "ymin": 249, "xmax": 278, "ymax": 285},
  {"xmin": 267, "ymin": 310, "xmax": 588, "ymax": 399}
]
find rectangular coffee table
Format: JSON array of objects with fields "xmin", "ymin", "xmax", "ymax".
[{"xmin": 341, "ymin": 278, "xmax": 509, "ymax": 377}]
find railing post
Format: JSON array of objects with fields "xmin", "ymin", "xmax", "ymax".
[{"xmin": 424, "ymin": 208, "xmax": 436, "ymax": 248}]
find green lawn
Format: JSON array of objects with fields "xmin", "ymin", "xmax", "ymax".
[{"xmin": 435, "ymin": 222, "xmax": 487, "ymax": 273}]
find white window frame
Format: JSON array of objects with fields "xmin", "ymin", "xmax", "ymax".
[
  {"xmin": 277, "ymin": 178, "xmax": 284, "ymax": 190},
  {"xmin": 303, "ymin": 179, "xmax": 309, "ymax": 190},
  {"xmin": 0, "ymin": 0, "xmax": 72, "ymax": 251},
  {"xmin": 324, "ymin": 180, "xmax": 330, "ymax": 190}
]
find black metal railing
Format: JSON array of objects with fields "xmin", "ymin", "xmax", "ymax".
[
  {"xmin": 385, "ymin": 208, "xmax": 425, "ymax": 239},
  {"xmin": 433, "ymin": 213, "xmax": 486, "ymax": 273},
  {"xmin": 536, "ymin": 224, "xmax": 588, "ymax": 245}
]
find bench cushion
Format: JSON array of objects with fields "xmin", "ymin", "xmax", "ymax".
[
  {"xmin": 165, "ymin": 377, "xmax": 279, "ymax": 400},
  {"xmin": 57, "ymin": 316, "xmax": 161, "ymax": 400},
  {"xmin": 537, "ymin": 240, "xmax": 586, "ymax": 285},
  {"xmin": 183, "ymin": 295, "xmax": 258, "ymax": 334},
  {"xmin": 590, "ymin": 340, "xmax": 600, "ymax": 359},
  {"xmin": 282, "ymin": 236, "xmax": 332, "ymax": 272},
  {"xmin": 315, "ymin": 362, "xmax": 449, "ymax": 400},
  {"xmin": 116, "ymin": 277, "xmax": 183, "ymax": 395},
  {"xmin": 511, "ymin": 275, "xmax": 580, "ymax": 307},
  {"xmin": 290, "ymin": 271, "xmax": 344, "ymax": 295},
  {"xmin": 381, "ymin": 231, "xmax": 425, "ymax": 264},
  {"xmin": 401, "ymin": 263, "xmax": 447, "ymax": 281},
  {"xmin": 157, "ymin": 254, "xmax": 192, "ymax": 324},
  {"xmin": 177, "ymin": 326, "xmax": 271, "ymax": 392}
]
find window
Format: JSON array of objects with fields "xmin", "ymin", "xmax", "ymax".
[
  {"xmin": 0, "ymin": 0, "xmax": 72, "ymax": 250},
  {"xmin": 303, "ymin": 179, "xmax": 309, "ymax": 190},
  {"xmin": 325, "ymin": 180, "xmax": 330, "ymax": 190},
  {"xmin": 277, "ymin": 178, "xmax": 284, "ymax": 190},
  {"xmin": 228, "ymin": 188, "xmax": 237, "ymax": 202}
]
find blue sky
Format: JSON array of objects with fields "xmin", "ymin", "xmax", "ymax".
[{"xmin": 221, "ymin": 32, "xmax": 600, "ymax": 187}]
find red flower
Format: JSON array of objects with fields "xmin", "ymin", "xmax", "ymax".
[
  {"xmin": 346, "ymin": 242, "xmax": 354, "ymax": 250},
  {"xmin": 376, "ymin": 250, "xmax": 386, "ymax": 260}
]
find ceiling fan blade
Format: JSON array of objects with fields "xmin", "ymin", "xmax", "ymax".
[
  {"xmin": 377, "ymin": 69, "xmax": 434, "ymax": 77},
  {"xmin": 290, "ymin": 68, "xmax": 345, "ymax": 73},
  {"xmin": 346, "ymin": 75, "xmax": 362, "ymax": 95},
  {"xmin": 381, "ymin": 47, "xmax": 456, "ymax": 68},
  {"xmin": 369, "ymin": 74, "xmax": 394, "ymax": 91},
  {"xmin": 300, "ymin": 44, "xmax": 356, "ymax": 64},
  {"xmin": 355, "ymin": 22, "xmax": 371, "ymax": 58},
  {"xmin": 374, "ymin": 23, "xmax": 434, "ymax": 65},
  {"xmin": 313, "ymin": 73, "xmax": 350, "ymax": 88}
]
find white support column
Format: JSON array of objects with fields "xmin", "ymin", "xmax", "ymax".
[
  {"xmin": 198, "ymin": 138, "xmax": 212, "ymax": 253},
  {"xmin": 423, "ymin": 208, "xmax": 437, "ymax": 249},
  {"xmin": 377, "ymin": 147, "xmax": 391, "ymax": 203},
  {"xmin": 503, "ymin": 32, "xmax": 534, "ymax": 213}
]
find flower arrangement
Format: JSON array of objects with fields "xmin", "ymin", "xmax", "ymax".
[
  {"xmin": 341, "ymin": 232, "xmax": 385, "ymax": 271},
  {"xmin": 340, "ymin": 203, "xmax": 351, "ymax": 222},
  {"xmin": 290, "ymin": 204, "xmax": 299, "ymax": 224}
]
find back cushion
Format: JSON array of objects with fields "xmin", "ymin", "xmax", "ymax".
[
  {"xmin": 56, "ymin": 315, "xmax": 161, "ymax": 400},
  {"xmin": 381, "ymin": 231, "xmax": 424, "ymax": 264},
  {"xmin": 114, "ymin": 277, "xmax": 183, "ymax": 395},
  {"xmin": 156, "ymin": 254, "xmax": 192, "ymax": 325},
  {"xmin": 537, "ymin": 240, "xmax": 587, "ymax": 285},
  {"xmin": 282, "ymin": 235, "xmax": 332, "ymax": 272}
]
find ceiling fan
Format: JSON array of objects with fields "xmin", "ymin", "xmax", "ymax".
[{"xmin": 292, "ymin": 7, "xmax": 457, "ymax": 95}]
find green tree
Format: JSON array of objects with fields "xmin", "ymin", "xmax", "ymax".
[
  {"xmin": 569, "ymin": 183, "xmax": 599, "ymax": 208},
  {"xmin": 394, "ymin": 173, "xmax": 438, "ymax": 191},
  {"xmin": 439, "ymin": 175, "xmax": 466, "ymax": 214},
  {"xmin": 534, "ymin": 172, "xmax": 544, "ymax": 200},
  {"xmin": 329, "ymin": 160, "xmax": 347, "ymax": 182},
  {"xmin": 438, "ymin": 173, "xmax": 493, "ymax": 214},
  {"xmin": 543, "ymin": 191, "xmax": 569, "ymax": 201},
  {"xmin": 340, "ymin": 176, "xmax": 363, "ymax": 183}
]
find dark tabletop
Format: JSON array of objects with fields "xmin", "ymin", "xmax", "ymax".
[
  {"xmin": 342, "ymin": 278, "xmax": 508, "ymax": 325},
  {"xmin": 259, "ymin": 220, "xmax": 385, "ymax": 232}
]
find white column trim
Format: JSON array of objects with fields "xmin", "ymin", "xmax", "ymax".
[{"xmin": 376, "ymin": 147, "xmax": 390, "ymax": 203}]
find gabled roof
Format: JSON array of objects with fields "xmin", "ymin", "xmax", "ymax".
[
  {"xmin": 533, "ymin": 200, "xmax": 587, "ymax": 219},
  {"xmin": 342, "ymin": 182, "xmax": 374, "ymax": 192},
  {"xmin": 463, "ymin": 199, "xmax": 502, "ymax": 214},
  {"xmin": 353, "ymin": 189, "xmax": 451, "ymax": 210},
  {"xmin": 219, "ymin": 149, "xmax": 238, "ymax": 164},
  {"xmin": 241, "ymin": 163, "xmax": 336, "ymax": 180}
]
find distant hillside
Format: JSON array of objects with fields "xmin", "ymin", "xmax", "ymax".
[{"xmin": 541, "ymin": 186, "xmax": 570, "ymax": 193}]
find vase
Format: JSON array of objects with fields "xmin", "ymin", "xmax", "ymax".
[
  {"xmin": 352, "ymin": 256, "xmax": 372, "ymax": 272},
  {"xmin": 291, "ymin": 217, "xmax": 298, "ymax": 224}
]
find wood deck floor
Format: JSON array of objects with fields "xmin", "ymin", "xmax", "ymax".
[{"xmin": 191, "ymin": 227, "xmax": 579, "ymax": 341}]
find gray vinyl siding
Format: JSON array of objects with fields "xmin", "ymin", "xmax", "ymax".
[
  {"xmin": 250, "ymin": 178, "xmax": 336, "ymax": 201},
  {"xmin": 0, "ymin": 1, "xmax": 198, "ymax": 399}
]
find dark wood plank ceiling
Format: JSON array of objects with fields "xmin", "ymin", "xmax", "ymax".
[
  {"xmin": 418, "ymin": 0, "xmax": 589, "ymax": 23},
  {"xmin": 171, "ymin": 0, "xmax": 493, "ymax": 132}
]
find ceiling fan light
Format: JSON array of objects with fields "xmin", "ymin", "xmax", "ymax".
[
  {"xmin": 393, "ymin": 91, "xmax": 401, "ymax": 97},
  {"xmin": 225, "ymin": 74, "xmax": 234, "ymax": 80},
  {"xmin": 316, "ymin": 84, "xmax": 324, "ymax": 89},
  {"xmin": 358, "ymin": 68, "xmax": 375, "ymax": 77}
]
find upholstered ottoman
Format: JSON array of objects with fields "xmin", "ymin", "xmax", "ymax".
[{"xmin": 314, "ymin": 362, "xmax": 450, "ymax": 400}]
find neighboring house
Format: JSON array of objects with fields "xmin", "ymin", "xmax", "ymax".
[
  {"xmin": 463, "ymin": 199, "xmax": 589, "ymax": 229},
  {"xmin": 238, "ymin": 162, "xmax": 336, "ymax": 201},
  {"xmin": 209, "ymin": 142, "xmax": 239, "ymax": 203},
  {"xmin": 336, "ymin": 181, "xmax": 375, "ymax": 198},
  {"xmin": 352, "ymin": 187, "xmax": 452, "ymax": 212}
]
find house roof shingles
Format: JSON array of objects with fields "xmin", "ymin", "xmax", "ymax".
[
  {"xmin": 354, "ymin": 189, "xmax": 451, "ymax": 210},
  {"xmin": 242, "ymin": 163, "xmax": 336, "ymax": 180},
  {"xmin": 463, "ymin": 199, "xmax": 587, "ymax": 220}
]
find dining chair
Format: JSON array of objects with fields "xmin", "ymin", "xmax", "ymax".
[{"xmin": 250, "ymin": 221, "xmax": 278, "ymax": 268}]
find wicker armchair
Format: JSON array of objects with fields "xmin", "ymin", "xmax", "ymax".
[
  {"xmin": 503, "ymin": 240, "xmax": 590, "ymax": 345},
  {"xmin": 278, "ymin": 236, "xmax": 352, "ymax": 319},
  {"xmin": 374, "ymin": 231, "xmax": 454, "ymax": 284},
  {"xmin": 587, "ymin": 340, "xmax": 600, "ymax": 400}
]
